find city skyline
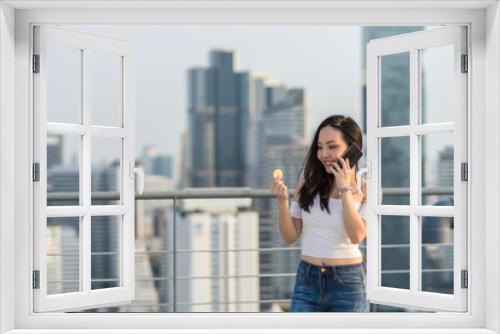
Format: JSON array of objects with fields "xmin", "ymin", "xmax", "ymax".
[
  {"xmin": 44, "ymin": 25, "xmax": 457, "ymax": 313},
  {"xmin": 51, "ymin": 25, "xmax": 452, "ymax": 187},
  {"xmin": 57, "ymin": 25, "xmax": 363, "ymax": 182}
]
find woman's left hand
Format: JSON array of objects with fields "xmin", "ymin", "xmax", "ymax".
[{"xmin": 329, "ymin": 158, "xmax": 352, "ymax": 189}]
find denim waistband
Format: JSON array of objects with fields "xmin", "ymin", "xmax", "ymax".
[{"xmin": 298, "ymin": 259, "xmax": 365, "ymax": 275}]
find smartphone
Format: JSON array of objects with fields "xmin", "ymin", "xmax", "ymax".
[{"xmin": 338, "ymin": 143, "xmax": 363, "ymax": 169}]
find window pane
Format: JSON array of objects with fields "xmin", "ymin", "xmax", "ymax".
[
  {"xmin": 421, "ymin": 132, "xmax": 454, "ymax": 205},
  {"xmin": 380, "ymin": 52, "xmax": 410, "ymax": 127},
  {"xmin": 92, "ymin": 199, "xmax": 176, "ymax": 312},
  {"xmin": 91, "ymin": 137, "xmax": 122, "ymax": 205},
  {"xmin": 421, "ymin": 216, "xmax": 454, "ymax": 294},
  {"xmin": 420, "ymin": 45, "xmax": 454, "ymax": 124},
  {"xmin": 381, "ymin": 137, "xmax": 410, "ymax": 205},
  {"xmin": 47, "ymin": 44, "xmax": 82, "ymax": 124},
  {"xmin": 91, "ymin": 216, "xmax": 121, "ymax": 290},
  {"xmin": 47, "ymin": 217, "xmax": 80, "ymax": 294},
  {"xmin": 381, "ymin": 215, "xmax": 410, "ymax": 289},
  {"xmin": 91, "ymin": 51, "xmax": 123, "ymax": 127},
  {"xmin": 47, "ymin": 134, "xmax": 80, "ymax": 206}
]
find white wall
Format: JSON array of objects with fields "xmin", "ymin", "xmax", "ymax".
[
  {"xmin": 4, "ymin": 2, "xmax": 499, "ymax": 332},
  {"xmin": 485, "ymin": 2, "xmax": 500, "ymax": 333},
  {"xmin": 0, "ymin": 2, "xmax": 16, "ymax": 333}
]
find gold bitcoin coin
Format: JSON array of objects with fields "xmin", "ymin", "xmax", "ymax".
[{"xmin": 273, "ymin": 169, "xmax": 283, "ymax": 179}]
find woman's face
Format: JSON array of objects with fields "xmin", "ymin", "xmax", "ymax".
[{"xmin": 316, "ymin": 125, "xmax": 349, "ymax": 174}]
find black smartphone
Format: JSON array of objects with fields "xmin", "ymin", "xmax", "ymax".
[{"xmin": 338, "ymin": 143, "xmax": 363, "ymax": 169}]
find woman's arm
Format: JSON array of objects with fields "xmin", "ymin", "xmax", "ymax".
[
  {"xmin": 271, "ymin": 176, "xmax": 303, "ymax": 244},
  {"xmin": 330, "ymin": 160, "xmax": 367, "ymax": 244},
  {"xmin": 277, "ymin": 200, "xmax": 302, "ymax": 244},
  {"xmin": 340, "ymin": 191, "xmax": 366, "ymax": 244}
]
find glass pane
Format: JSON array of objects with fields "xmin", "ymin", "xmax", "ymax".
[
  {"xmin": 86, "ymin": 199, "xmax": 175, "ymax": 312},
  {"xmin": 380, "ymin": 52, "xmax": 410, "ymax": 127},
  {"xmin": 421, "ymin": 216, "xmax": 454, "ymax": 294},
  {"xmin": 381, "ymin": 137, "xmax": 410, "ymax": 205},
  {"xmin": 47, "ymin": 217, "xmax": 80, "ymax": 294},
  {"xmin": 91, "ymin": 216, "xmax": 121, "ymax": 290},
  {"xmin": 91, "ymin": 137, "xmax": 122, "ymax": 205},
  {"xmin": 381, "ymin": 215, "xmax": 410, "ymax": 289},
  {"xmin": 421, "ymin": 132, "xmax": 454, "ymax": 205},
  {"xmin": 47, "ymin": 134, "xmax": 80, "ymax": 206},
  {"xmin": 381, "ymin": 273, "xmax": 410, "ymax": 290},
  {"xmin": 47, "ymin": 44, "xmax": 82, "ymax": 124},
  {"xmin": 420, "ymin": 45, "xmax": 454, "ymax": 124},
  {"xmin": 91, "ymin": 51, "xmax": 123, "ymax": 127}
]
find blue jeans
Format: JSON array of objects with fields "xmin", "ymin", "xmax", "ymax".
[{"xmin": 290, "ymin": 260, "xmax": 369, "ymax": 312}]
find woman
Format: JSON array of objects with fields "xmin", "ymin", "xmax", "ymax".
[{"xmin": 270, "ymin": 115, "xmax": 368, "ymax": 312}]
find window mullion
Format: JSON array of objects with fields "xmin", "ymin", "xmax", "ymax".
[
  {"xmin": 410, "ymin": 47, "xmax": 420, "ymax": 293},
  {"xmin": 82, "ymin": 48, "xmax": 92, "ymax": 294}
]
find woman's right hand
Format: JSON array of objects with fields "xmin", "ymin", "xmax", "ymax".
[{"xmin": 270, "ymin": 176, "xmax": 289, "ymax": 202}]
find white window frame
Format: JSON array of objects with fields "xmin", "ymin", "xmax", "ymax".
[
  {"xmin": 366, "ymin": 26, "xmax": 468, "ymax": 312},
  {"xmin": 32, "ymin": 26, "xmax": 136, "ymax": 312},
  {"xmin": 1, "ymin": 1, "xmax": 499, "ymax": 333}
]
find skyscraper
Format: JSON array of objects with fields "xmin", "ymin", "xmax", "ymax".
[
  {"xmin": 176, "ymin": 199, "xmax": 259, "ymax": 312},
  {"xmin": 251, "ymin": 86, "xmax": 309, "ymax": 306},
  {"xmin": 186, "ymin": 49, "xmax": 308, "ymax": 311},
  {"xmin": 187, "ymin": 50, "xmax": 249, "ymax": 187}
]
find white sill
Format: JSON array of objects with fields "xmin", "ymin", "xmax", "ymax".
[{"xmin": 3, "ymin": 329, "xmax": 497, "ymax": 334}]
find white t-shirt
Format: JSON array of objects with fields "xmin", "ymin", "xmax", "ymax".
[{"xmin": 290, "ymin": 194, "xmax": 367, "ymax": 259}]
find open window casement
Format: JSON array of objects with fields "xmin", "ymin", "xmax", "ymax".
[
  {"xmin": 33, "ymin": 26, "xmax": 138, "ymax": 312},
  {"xmin": 366, "ymin": 26, "xmax": 467, "ymax": 312}
]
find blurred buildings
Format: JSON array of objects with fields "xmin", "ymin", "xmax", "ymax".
[
  {"xmin": 176, "ymin": 198, "xmax": 259, "ymax": 312},
  {"xmin": 185, "ymin": 50, "xmax": 308, "ymax": 309},
  {"xmin": 186, "ymin": 50, "xmax": 248, "ymax": 187},
  {"xmin": 141, "ymin": 145, "xmax": 173, "ymax": 179},
  {"xmin": 45, "ymin": 29, "xmax": 456, "ymax": 312}
]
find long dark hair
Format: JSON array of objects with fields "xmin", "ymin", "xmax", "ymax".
[{"xmin": 297, "ymin": 115, "xmax": 363, "ymax": 213}]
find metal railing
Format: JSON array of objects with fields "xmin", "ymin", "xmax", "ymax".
[
  {"xmin": 46, "ymin": 186, "xmax": 454, "ymax": 201},
  {"xmin": 47, "ymin": 187, "xmax": 454, "ymax": 312}
]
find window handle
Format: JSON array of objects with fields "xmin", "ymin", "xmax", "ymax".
[
  {"xmin": 129, "ymin": 162, "xmax": 144, "ymax": 195},
  {"xmin": 356, "ymin": 165, "xmax": 370, "ymax": 193}
]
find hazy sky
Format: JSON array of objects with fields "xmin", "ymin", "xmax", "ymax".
[
  {"xmin": 50, "ymin": 25, "xmax": 452, "ymax": 183},
  {"xmin": 58, "ymin": 25, "xmax": 362, "ymax": 174}
]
